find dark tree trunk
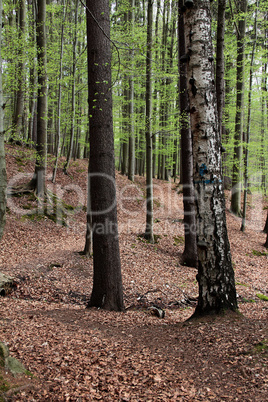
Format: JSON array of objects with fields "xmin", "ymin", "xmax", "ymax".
[
  {"xmin": 264, "ymin": 211, "xmax": 268, "ymax": 234},
  {"xmin": 30, "ymin": 0, "xmax": 47, "ymax": 197},
  {"xmin": 83, "ymin": 167, "xmax": 92, "ymax": 256},
  {"xmin": 86, "ymin": 0, "xmax": 124, "ymax": 311},
  {"xmin": 178, "ymin": 0, "xmax": 197, "ymax": 268},
  {"xmin": 184, "ymin": 0, "xmax": 238, "ymax": 316}
]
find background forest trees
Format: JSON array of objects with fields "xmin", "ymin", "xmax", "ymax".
[
  {"xmin": 1, "ymin": 0, "xmax": 266, "ymax": 203},
  {"xmin": 1, "ymin": 0, "xmax": 268, "ymax": 259},
  {"xmin": 1, "ymin": 0, "xmax": 268, "ymax": 194}
]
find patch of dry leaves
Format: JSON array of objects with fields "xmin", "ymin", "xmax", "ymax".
[{"xmin": 0, "ymin": 144, "xmax": 267, "ymax": 401}]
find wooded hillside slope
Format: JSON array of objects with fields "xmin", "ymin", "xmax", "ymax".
[{"xmin": 0, "ymin": 144, "xmax": 267, "ymax": 401}]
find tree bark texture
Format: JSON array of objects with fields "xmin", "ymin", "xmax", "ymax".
[
  {"xmin": 215, "ymin": 0, "xmax": 226, "ymax": 141},
  {"xmin": 32, "ymin": 0, "xmax": 47, "ymax": 197},
  {"xmin": 241, "ymin": 1, "xmax": 258, "ymax": 232},
  {"xmin": 178, "ymin": 0, "xmax": 197, "ymax": 268},
  {"xmin": 231, "ymin": 0, "xmax": 247, "ymax": 216},
  {"xmin": 64, "ymin": 0, "xmax": 78, "ymax": 173},
  {"xmin": 184, "ymin": 0, "xmax": 238, "ymax": 315},
  {"xmin": 144, "ymin": 0, "xmax": 154, "ymax": 243},
  {"xmin": 0, "ymin": 0, "xmax": 6, "ymax": 240},
  {"xmin": 128, "ymin": 0, "xmax": 135, "ymax": 182},
  {"xmin": 86, "ymin": 0, "xmax": 124, "ymax": 311},
  {"xmin": 12, "ymin": 0, "xmax": 26, "ymax": 138},
  {"xmin": 52, "ymin": 0, "xmax": 67, "ymax": 183}
]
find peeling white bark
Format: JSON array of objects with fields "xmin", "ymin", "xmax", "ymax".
[{"xmin": 184, "ymin": 0, "xmax": 237, "ymax": 315}]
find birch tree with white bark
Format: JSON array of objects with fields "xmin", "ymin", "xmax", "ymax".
[
  {"xmin": 0, "ymin": 0, "xmax": 6, "ymax": 240},
  {"xmin": 184, "ymin": 0, "xmax": 238, "ymax": 316}
]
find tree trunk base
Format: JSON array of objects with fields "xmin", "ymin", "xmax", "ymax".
[
  {"xmin": 186, "ymin": 308, "xmax": 241, "ymax": 322},
  {"xmin": 180, "ymin": 251, "xmax": 198, "ymax": 269}
]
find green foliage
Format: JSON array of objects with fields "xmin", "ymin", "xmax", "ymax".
[
  {"xmin": 252, "ymin": 249, "xmax": 268, "ymax": 257},
  {"xmin": 1, "ymin": 0, "xmax": 267, "ymax": 186},
  {"xmin": 173, "ymin": 236, "xmax": 184, "ymax": 245},
  {"xmin": 222, "ymin": 0, "xmax": 268, "ymax": 190},
  {"xmin": 253, "ymin": 340, "xmax": 268, "ymax": 353},
  {"xmin": 256, "ymin": 293, "xmax": 268, "ymax": 301}
]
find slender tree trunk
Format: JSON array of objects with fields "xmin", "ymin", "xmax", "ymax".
[
  {"xmin": 216, "ymin": 0, "xmax": 226, "ymax": 142},
  {"xmin": 158, "ymin": 0, "xmax": 169, "ymax": 180},
  {"xmin": 128, "ymin": 0, "xmax": 135, "ymax": 182},
  {"xmin": 184, "ymin": 0, "xmax": 238, "ymax": 316},
  {"xmin": 86, "ymin": 0, "xmax": 124, "ymax": 311},
  {"xmin": 27, "ymin": 0, "xmax": 36, "ymax": 146},
  {"xmin": 52, "ymin": 0, "xmax": 67, "ymax": 183},
  {"xmin": 260, "ymin": 63, "xmax": 266, "ymax": 195},
  {"xmin": 231, "ymin": 0, "xmax": 247, "ymax": 216},
  {"xmin": 0, "ymin": 0, "xmax": 6, "ymax": 240},
  {"xmin": 178, "ymin": 0, "xmax": 197, "ymax": 268},
  {"xmin": 152, "ymin": 0, "xmax": 161, "ymax": 178},
  {"xmin": 241, "ymin": 1, "xmax": 258, "ymax": 232},
  {"xmin": 144, "ymin": 0, "xmax": 154, "ymax": 243},
  {"xmin": 12, "ymin": 0, "xmax": 26, "ymax": 139},
  {"xmin": 64, "ymin": 0, "xmax": 78, "ymax": 173},
  {"xmin": 121, "ymin": 84, "xmax": 129, "ymax": 176},
  {"xmin": 30, "ymin": 0, "xmax": 47, "ymax": 197}
]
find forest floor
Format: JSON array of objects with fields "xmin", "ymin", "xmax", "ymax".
[{"xmin": 0, "ymin": 144, "xmax": 267, "ymax": 401}]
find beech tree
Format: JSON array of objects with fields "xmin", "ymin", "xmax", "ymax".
[
  {"xmin": 231, "ymin": 0, "xmax": 247, "ymax": 216},
  {"xmin": 29, "ymin": 0, "xmax": 48, "ymax": 197},
  {"xmin": 0, "ymin": 0, "xmax": 6, "ymax": 240},
  {"xmin": 184, "ymin": 0, "xmax": 238, "ymax": 316},
  {"xmin": 178, "ymin": 0, "xmax": 197, "ymax": 268},
  {"xmin": 144, "ymin": 0, "xmax": 154, "ymax": 243},
  {"xmin": 86, "ymin": 0, "xmax": 124, "ymax": 311}
]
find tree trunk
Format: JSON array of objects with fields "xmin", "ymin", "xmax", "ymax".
[
  {"xmin": 263, "ymin": 211, "xmax": 268, "ymax": 234},
  {"xmin": 184, "ymin": 0, "xmax": 238, "ymax": 316},
  {"xmin": 0, "ymin": 0, "xmax": 6, "ymax": 240},
  {"xmin": 52, "ymin": 0, "xmax": 67, "ymax": 183},
  {"xmin": 12, "ymin": 0, "xmax": 26, "ymax": 139},
  {"xmin": 241, "ymin": 1, "xmax": 258, "ymax": 232},
  {"xmin": 27, "ymin": 0, "xmax": 36, "ymax": 146},
  {"xmin": 178, "ymin": 0, "xmax": 197, "ymax": 268},
  {"xmin": 152, "ymin": 0, "xmax": 161, "ymax": 178},
  {"xmin": 121, "ymin": 84, "xmax": 129, "ymax": 176},
  {"xmin": 260, "ymin": 59, "xmax": 267, "ymax": 195},
  {"xmin": 64, "ymin": 0, "xmax": 78, "ymax": 173},
  {"xmin": 128, "ymin": 0, "xmax": 135, "ymax": 182},
  {"xmin": 30, "ymin": 0, "xmax": 47, "ymax": 198},
  {"xmin": 264, "ymin": 210, "xmax": 268, "ymax": 248},
  {"xmin": 86, "ymin": 0, "xmax": 124, "ymax": 311},
  {"xmin": 144, "ymin": 0, "xmax": 154, "ymax": 243},
  {"xmin": 215, "ymin": 0, "xmax": 226, "ymax": 142},
  {"xmin": 231, "ymin": 0, "xmax": 247, "ymax": 216},
  {"xmin": 83, "ymin": 166, "xmax": 93, "ymax": 256}
]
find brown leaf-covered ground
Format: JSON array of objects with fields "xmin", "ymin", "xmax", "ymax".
[{"xmin": 0, "ymin": 144, "xmax": 267, "ymax": 401}]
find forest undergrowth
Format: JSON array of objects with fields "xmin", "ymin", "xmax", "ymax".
[{"xmin": 0, "ymin": 144, "xmax": 267, "ymax": 401}]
